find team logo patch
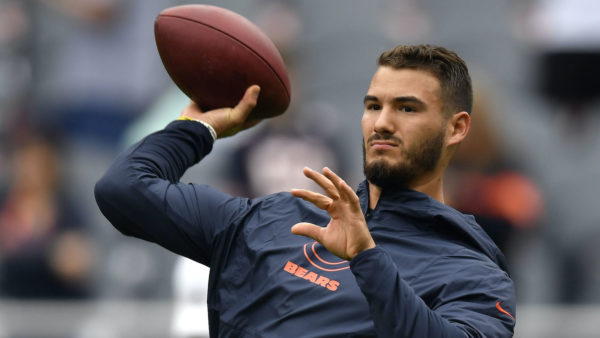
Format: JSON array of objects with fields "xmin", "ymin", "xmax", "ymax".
[
  {"xmin": 282, "ymin": 241, "xmax": 349, "ymax": 292},
  {"xmin": 283, "ymin": 261, "xmax": 340, "ymax": 291},
  {"xmin": 303, "ymin": 241, "xmax": 350, "ymax": 272}
]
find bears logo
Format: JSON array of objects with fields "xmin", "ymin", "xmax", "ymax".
[{"xmin": 282, "ymin": 241, "xmax": 349, "ymax": 292}]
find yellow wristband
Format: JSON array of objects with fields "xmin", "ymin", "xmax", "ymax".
[{"xmin": 176, "ymin": 116, "xmax": 217, "ymax": 141}]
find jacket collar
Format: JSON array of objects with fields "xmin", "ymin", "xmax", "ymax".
[
  {"xmin": 356, "ymin": 180, "xmax": 511, "ymax": 274},
  {"xmin": 356, "ymin": 180, "xmax": 436, "ymax": 214}
]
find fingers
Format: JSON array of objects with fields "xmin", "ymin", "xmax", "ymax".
[
  {"xmin": 322, "ymin": 167, "xmax": 360, "ymax": 206},
  {"xmin": 291, "ymin": 188, "xmax": 331, "ymax": 210},
  {"xmin": 232, "ymin": 85, "xmax": 260, "ymax": 122},
  {"xmin": 291, "ymin": 222, "xmax": 322, "ymax": 242},
  {"xmin": 302, "ymin": 167, "xmax": 339, "ymax": 199},
  {"xmin": 302, "ymin": 167, "xmax": 357, "ymax": 204}
]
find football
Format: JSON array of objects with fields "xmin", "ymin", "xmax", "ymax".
[{"xmin": 154, "ymin": 5, "xmax": 291, "ymax": 119}]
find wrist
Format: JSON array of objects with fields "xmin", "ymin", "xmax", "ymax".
[
  {"xmin": 350, "ymin": 245, "xmax": 381, "ymax": 263},
  {"xmin": 176, "ymin": 116, "xmax": 217, "ymax": 141},
  {"xmin": 350, "ymin": 241, "xmax": 376, "ymax": 260}
]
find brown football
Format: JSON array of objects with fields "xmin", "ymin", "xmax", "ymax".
[{"xmin": 154, "ymin": 5, "xmax": 291, "ymax": 119}]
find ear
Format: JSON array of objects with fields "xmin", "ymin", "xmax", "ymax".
[{"xmin": 446, "ymin": 111, "xmax": 470, "ymax": 146}]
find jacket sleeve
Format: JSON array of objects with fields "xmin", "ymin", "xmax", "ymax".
[
  {"xmin": 350, "ymin": 246, "xmax": 515, "ymax": 338},
  {"xmin": 94, "ymin": 120, "xmax": 248, "ymax": 266}
]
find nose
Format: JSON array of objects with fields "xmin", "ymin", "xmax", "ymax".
[{"xmin": 373, "ymin": 107, "xmax": 395, "ymax": 135}]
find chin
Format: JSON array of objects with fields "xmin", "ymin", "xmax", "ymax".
[{"xmin": 366, "ymin": 155, "xmax": 402, "ymax": 169}]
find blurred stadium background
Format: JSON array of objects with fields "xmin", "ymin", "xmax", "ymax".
[{"xmin": 1, "ymin": 0, "xmax": 600, "ymax": 337}]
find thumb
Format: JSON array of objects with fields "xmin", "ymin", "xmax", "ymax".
[
  {"xmin": 291, "ymin": 222, "xmax": 322, "ymax": 241},
  {"xmin": 232, "ymin": 85, "xmax": 260, "ymax": 121}
]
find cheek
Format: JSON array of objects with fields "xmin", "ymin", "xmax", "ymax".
[
  {"xmin": 408, "ymin": 120, "xmax": 441, "ymax": 142},
  {"xmin": 361, "ymin": 115, "xmax": 373, "ymax": 137}
]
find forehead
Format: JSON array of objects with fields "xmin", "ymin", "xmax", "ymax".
[{"xmin": 367, "ymin": 66, "xmax": 442, "ymax": 105}]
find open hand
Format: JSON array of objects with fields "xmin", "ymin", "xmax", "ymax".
[{"xmin": 291, "ymin": 167, "xmax": 376, "ymax": 260}]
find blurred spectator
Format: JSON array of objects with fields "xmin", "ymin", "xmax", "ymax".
[
  {"xmin": 0, "ymin": 0, "xmax": 32, "ymax": 135},
  {"xmin": 23, "ymin": 0, "xmax": 176, "ymax": 300},
  {"xmin": 228, "ymin": 121, "xmax": 342, "ymax": 198},
  {"xmin": 517, "ymin": 0, "xmax": 600, "ymax": 131},
  {"xmin": 511, "ymin": 0, "xmax": 600, "ymax": 303},
  {"xmin": 255, "ymin": 0, "xmax": 302, "ymax": 59},
  {"xmin": 0, "ymin": 132, "xmax": 94, "ymax": 299},
  {"xmin": 33, "ymin": 0, "xmax": 172, "ymax": 148},
  {"xmin": 446, "ymin": 84, "xmax": 544, "ymax": 256},
  {"xmin": 379, "ymin": 0, "xmax": 431, "ymax": 43}
]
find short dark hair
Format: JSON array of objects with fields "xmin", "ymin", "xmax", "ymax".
[{"xmin": 378, "ymin": 44, "xmax": 473, "ymax": 115}]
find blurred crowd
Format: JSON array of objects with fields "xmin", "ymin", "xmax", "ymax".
[{"xmin": 1, "ymin": 0, "xmax": 600, "ymax": 336}]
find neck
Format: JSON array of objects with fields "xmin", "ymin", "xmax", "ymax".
[
  {"xmin": 367, "ymin": 170, "xmax": 445, "ymax": 209},
  {"xmin": 410, "ymin": 173, "xmax": 445, "ymax": 203}
]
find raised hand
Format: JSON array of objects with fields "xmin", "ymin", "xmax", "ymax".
[
  {"xmin": 180, "ymin": 85, "xmax": 263, "ymax": 138},
  {"xmin": 291, "ymin": 167, "xmax": 376, "ymax": 261}
]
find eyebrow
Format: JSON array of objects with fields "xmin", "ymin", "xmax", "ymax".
[
  {"xmin": 363, "ymin": 95, "xmax": 426, "ymax": 107},
  {"xmin": 363, "ymin": 95, "xmax": 378, "ymax": 105}
]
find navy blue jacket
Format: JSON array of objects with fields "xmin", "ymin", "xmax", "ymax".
[{"xmin": 95, "ymin": 120, "xmax": 516, "ymax": 337}]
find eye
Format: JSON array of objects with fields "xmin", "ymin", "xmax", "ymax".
[
  {"xmin": 366, "ymin": 103, "xmax": 382, "ymax": 111},
  {"xmin": 399, "ymin": 106, "xmax": 415, "ymax": 113}
]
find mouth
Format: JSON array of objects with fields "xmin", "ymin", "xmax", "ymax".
[{"xmin": 370, "ymin": 141, "xmax": 398, "ymax": 150}]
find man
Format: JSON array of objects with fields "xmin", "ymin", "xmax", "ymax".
[{"xmin": 95, "ymin": 45, "xmax": 516, "ymax": 337}]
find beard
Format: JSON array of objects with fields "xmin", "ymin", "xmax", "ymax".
[{"xmin": 363, "ymin": 129, "xmax": 445, "ymax": 189}]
